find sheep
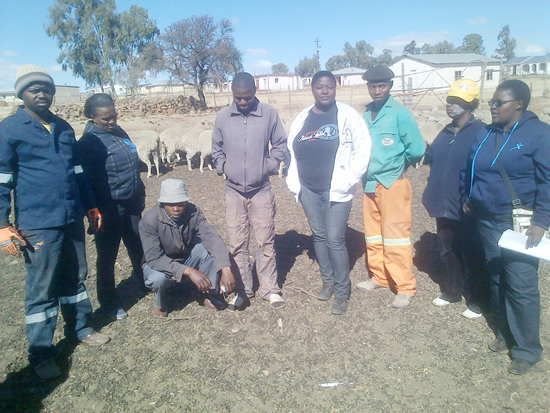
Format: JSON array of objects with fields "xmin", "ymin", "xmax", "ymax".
[
  {"xmin": 160, "ymin": 118, "xmax": 214, "ymax": 165},
  {"xmin": 126, "ymin": 130, "xmax": 161, "ymax": 178}
]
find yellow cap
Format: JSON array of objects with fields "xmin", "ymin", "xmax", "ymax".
[{"xmin": 448, "ymin": 79, "xmax": 479, "ymax": 103}]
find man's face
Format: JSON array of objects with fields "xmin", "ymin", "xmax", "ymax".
[
  {"xmin": 367, "ymin": 80, "xmax": 392, "ymax": 103},
  {"xmin": 163, "ymin": 202, "xmax": 187, "ymax": 222},
  {"xmin": 21, "ymin": 82, "xmax": 54, "ymax": 114},
  {"xmin": 232, "ymin": 84, "xmax": 256, "ymax": 115}
]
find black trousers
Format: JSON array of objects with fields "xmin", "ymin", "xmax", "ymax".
[
  {"xmin": 95, "ymin": 199, "xmax": 144, "ymax": 310},
  {"xmin": 435, "ymin": 217, "xmax": 489, "ymax": 308}
]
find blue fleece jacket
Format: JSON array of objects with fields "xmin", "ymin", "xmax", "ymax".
[
  {"xmin": 423, "ymin": 116, "xmax": 486, "ymax": 220},
  {"xmin": 463, "ymin": 110, "xmax": 550, "ymax": 229}
]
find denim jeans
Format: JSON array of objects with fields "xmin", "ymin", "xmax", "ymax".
[
  {"xmin": 20, "ymin": 221, "xmax": 93, "ymax": 365},
  {"xmin": 476, "ymin": 215, "xmax": 542, "ymax": 363},
  {"xmin": 300, "ymin": 185, "xmax": 352, "ymax": 299},
  {"xmin": 144, "ymin": 243, "xmax": 218, "ymax": 310}
]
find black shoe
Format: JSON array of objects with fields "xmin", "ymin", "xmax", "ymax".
[
  {"xmin": 316, "ymin": 284, "xmax": 334, "ymax": 301},
  {"xmin": 331, "ymin": 298, "xmax": 349, "ymax": 315},
  {"xmin": 227, "ymin": 293, "xmax": 250, "ymax": 311},
  {"xmin": 488, "ymin": 338, "xmax": 508, "ymax": 353},
  {"xmin": 508, "ymin": 358, "xmax": 533, "ymax": 375}
]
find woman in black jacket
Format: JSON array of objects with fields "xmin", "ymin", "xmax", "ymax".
[{"xmin": 77, "ymin": 94, "xmax": 146, "ymax": 321}]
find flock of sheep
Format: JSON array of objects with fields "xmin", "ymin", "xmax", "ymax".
[{"xmin": 126, "ymin": 118, "xmax": 215, "ymax": 178}]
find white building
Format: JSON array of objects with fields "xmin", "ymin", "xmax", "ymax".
[
  {"xmin": 389, "ymin": 53, "xmax": 501, "ymax": 92},
  {"xmin": 332, "ymin": 67, "xmax": 367, "ymax": 86},
  {"xmin": 253, "ymin": 74, "xmax": 302, "ymax": 91},
  {"xmin": 504, "ymin": 54, "xmax": 549, "ymax": 76}
]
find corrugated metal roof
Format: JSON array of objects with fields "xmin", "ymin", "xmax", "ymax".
[
  {"xmin": 505, "ymin": 54, "xmax": 550, "ymax": 65},
  {"xmin": 401, "ymin": 53, "xmax": 500, "ymax": 65},
  {"xmin": 331, "ymin": 67, "xmax": 367, "ymax": 75}
]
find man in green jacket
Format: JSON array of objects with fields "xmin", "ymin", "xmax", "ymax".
[{"xmin": 357, "ymin": 66, "xmax": 425, "ymax": 308}]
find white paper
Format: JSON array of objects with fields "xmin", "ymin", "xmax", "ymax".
[{"xmin": 498, "ymin": 230, "xmax": 550, "ymax": 261}]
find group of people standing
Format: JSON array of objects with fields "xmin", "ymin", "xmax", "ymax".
[{"xmin": 0, "ymin": 63, "xmax": 548, "ymax": 380}]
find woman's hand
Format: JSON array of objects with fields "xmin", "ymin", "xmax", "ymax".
[
  {"xmin": 525, "ymin": 225, "xmax": 546, "ymax": 249},
  {"xmin": 462, "ymin": 202, "xmax": 473, "ymax": 216}
]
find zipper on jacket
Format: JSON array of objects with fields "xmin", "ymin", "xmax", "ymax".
[{"xmin": 243, "ymin": 116, "xmax": 247, "ymax": 192}]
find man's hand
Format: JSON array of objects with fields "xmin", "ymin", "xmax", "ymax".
[
  {"xmin": 462, "ymin": 201, "xmax": 473, "ymax": 216},
  {"xmin": 0, "ymin": 226, "xmax": 25, "ymax": 256},
  {"xmin": 525, "ymin": 224, "xmax": 545, "ymax": 249},
  {"xmin": 219, "ymin": 266, "xmax": 235, "ymax": 294},
  {"xmin": 184, "ymin": 267, "xmax": 212, "ymax": 294},
  {"xmin": 87, "ymin": 208, "xmax": 103, "ymax": 234}
]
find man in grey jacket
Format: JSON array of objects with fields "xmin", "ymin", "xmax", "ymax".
[
  {"xmin": 139, "ymin": 179, "xmax": 236, "ymax": 317},
  {"xmin": 212, "ymin": 72, "xmax": 287, "ymax": 310}
]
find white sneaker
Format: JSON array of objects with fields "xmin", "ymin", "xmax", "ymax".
[
  {"xmin": 269, "ymin": 293, "xmax": 285, "ymax": 309},
  {"xmin": 461, "ymin": 308, "xmax": 482, "ymax": 319},
  {"xmin": 432, "ymin": 296, "xmax": 451, "ymax": 307}
]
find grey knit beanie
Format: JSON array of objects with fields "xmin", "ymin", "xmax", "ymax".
[
  {"xmin": 157, "ymin": 179, "xmax": 191, "ymax": 204},
  {"xmin": 14, "ymin": 64, "xmax": 56, "ymax": 99}
]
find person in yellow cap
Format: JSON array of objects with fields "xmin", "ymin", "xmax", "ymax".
[
  {"xmin": 0, "ymin": 64, "xmax": 110, "ymax": 380},
  {"xmin": 422, "ymin": 79, "xmax": 489, "ymax": 318}
]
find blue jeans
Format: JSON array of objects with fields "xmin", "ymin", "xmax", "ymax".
[
  {"xmin": 20, "ymin": 221, "xmax": 94, "ymax": 365},
  {"xmin": 144, "ymin": 243, "xmax": 218, "ymax": 310},
  {"xmin": 476, "ymin": 215, "xmax": 542, "ymax": 363},
  {"xmin": 300, "ymin": 185, "xmax": 352, "ymax": 299}
]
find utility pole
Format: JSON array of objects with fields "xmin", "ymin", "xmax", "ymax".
[{"xmin": 315, "ymin": 37, "xmax": 321, "ymax": 72}]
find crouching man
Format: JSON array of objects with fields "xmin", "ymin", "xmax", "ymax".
[{"xmin": 139, "ymin": 179, "xmax": 236, "ymax": 316}]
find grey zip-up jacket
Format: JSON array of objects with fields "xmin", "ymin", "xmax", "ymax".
[
  {"xmin": 211, "ymin": 98, "xmax": 287, "ymax": 194},
  {"xmin": 139, "ymin": 204, "xmax": 231, "ymax": 282}
]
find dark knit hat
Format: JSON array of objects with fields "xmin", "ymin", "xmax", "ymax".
[
  {"xmin": 362, "ymin": 66, "xmax": 395, "ymax": 82},
  {"xmin": 14, "ymin": 64, "xmax": 56, "ymax": 99}
]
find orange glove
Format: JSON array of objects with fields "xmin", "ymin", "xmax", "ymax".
[
  {"xmin": 0, "ymin": 226, "xmax": 25, "ymax": 256},
  {"xmin": 87, "ymin": 208, "xmax": 103, "ymax": 234}
]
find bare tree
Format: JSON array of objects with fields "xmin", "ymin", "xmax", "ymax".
[{"xmin": 160, "ymin": 15, "xmax": 242, "ymax": 109}]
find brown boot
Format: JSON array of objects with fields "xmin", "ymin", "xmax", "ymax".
[{"xmin": 152, "ymin": 307, "xmax": 168, "ymax": 318}]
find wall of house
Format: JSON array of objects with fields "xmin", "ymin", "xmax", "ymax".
[
  {"xmin": 336, "ymin": 74, "xmax": 366, "ymax": 86},
  {"xmin": 390, "ymin": 59, "xmax": 501, "ymax": 92}
]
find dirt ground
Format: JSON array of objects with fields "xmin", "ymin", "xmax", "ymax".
[{"xmin": 1, "ymin": 88, "xmax": 550, "ymax": 412}]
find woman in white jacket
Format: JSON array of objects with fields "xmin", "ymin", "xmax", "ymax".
[{"xmin": 286, "ymin": 71, "xmax": 371, "ymax": 314}]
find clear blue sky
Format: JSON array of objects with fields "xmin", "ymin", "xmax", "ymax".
[{"xmin": 1, "ymin": 0, "xmax": 549, "ymax": 91}]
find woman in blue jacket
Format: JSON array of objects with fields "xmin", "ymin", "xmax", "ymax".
[
  {"xmin": 77, "ymin": 94, "xmax": 146, "ymax": 321},
  {"xmin": 463, "ymin": 80, "xmax": 550, "ymax": 375}
]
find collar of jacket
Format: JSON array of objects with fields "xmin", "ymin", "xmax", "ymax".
[
  {"xmin": 155, "ymin": 203, "xmax": 195, "ymax": 228},
  {"xmin": 487, "ymin": 110, "xmax": 538, "ymax": 134},
  {"xmin": 16, "ymin": 105, "xmax": 53, "ymax": 128},
  {"xmin": 229, "ymin": 98, "xmax": 261, "ymax": 117},
  {"xmin": 444, "ymin": 114, "xmax": 477, "ymax": 134},
  {"xmin": 365, "ymin": 95, "xmax": 394, "ymax": 121}
]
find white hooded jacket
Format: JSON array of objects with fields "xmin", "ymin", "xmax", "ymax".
[{"xmin": 286, "ymin": 101, "xmax": 371, "ymax": 202}]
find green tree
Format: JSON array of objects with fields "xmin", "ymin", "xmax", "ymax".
[
  {"xmin": 403, "ymin": 40, "xmax": 420, "ymax": 55},
  {"xmin": 421, "ymin": 41, "xmax": 455, "ymax": 54},
  {"xmin": 494, "ymin": 25, "xmax": 516, "ymax": 61},
  {"xmin": 325, "ymin": 54, "xmax": 349, "ymax": 71},
  {"xmin": 114, "ymin": 5, "xmax": 160, "ymax": 96},
  {"xmin": 374, "ymin": 49, "xmax": 393, "ymax": 66},
  {"xmin": 160, "ymin": 15, "xmax": 242, "ymax": 109},
  {"xmin": 295, "ymin": 55, "xmax": 320, "ymax": 77},
  {"xmin": 344, "ymin": 41, "xmax": 374, "ymax": 69},
  {"xmin": 46, "ymin": 0, "xmax": 119, "ymax": 93},
  {"xmin": 457, "ymin": 33, "xmax": 485, "ymax": 55},
  {"xmin": 271, "ymin": 63, "xmax": 289, "ymax": 74}
]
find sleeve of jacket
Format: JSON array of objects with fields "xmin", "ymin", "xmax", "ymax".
[
  {"xmin": 397, "ymin": 108, "xmax": 425, "ymax": 166},
  {"xmin": 531, "ymin": 126, "xmax": 550, "ymax": 229},
  {"xmin": 265, "ymin": 111, "xmax": 288, "ymax": 175},
  {"xmin": 347, "ymin": 106, "xmax": 371, "ymax": 182},
  {"xmin": 139, "ymin": 210, "xmax": 187, "ymax": 281},
  {"xmin": 194, "ymin": 207, "xmax": 231, "ymax": 271},
  {"xmin": 211, "ymin": 116, "xmax": 227, "ymax": 175},
  {"xmin": 0, "ymin": 127, "xmax": 15, "ymax": 228},
  {"xmin": 72, "ymin": 133, "xmax": 96, "ymax": 212}
]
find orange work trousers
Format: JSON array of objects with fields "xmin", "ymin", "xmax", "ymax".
[{"xmin": 363, "ymin": 178, "xmax": 416, "ymax": 296}]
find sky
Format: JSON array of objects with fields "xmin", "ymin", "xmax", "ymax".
[{"xmin": 1, "ymin": 0, "xmax": 549, "ymax": 91}]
